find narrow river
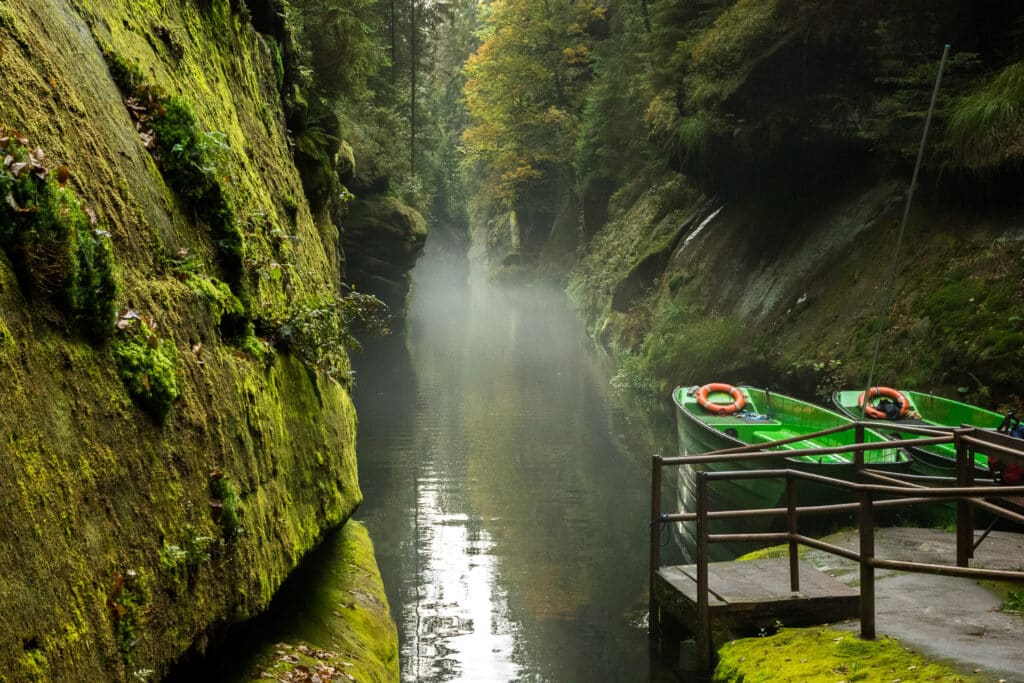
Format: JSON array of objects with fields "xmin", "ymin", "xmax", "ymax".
[{"xmin": 352, "ymin": 247, "xmax": 679, "ymax": 681}]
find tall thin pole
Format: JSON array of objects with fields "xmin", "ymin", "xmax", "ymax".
[
  {"xmin": 860, "ymin": 45, "xmax": 951, "ymax": 414},
  {"xmin": 410, "ymin": 0, "xmax": 418, "ymax": 175}
]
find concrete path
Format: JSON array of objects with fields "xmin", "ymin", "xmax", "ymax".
[{"xmin": 803, "ymin": 528, "xmax": 1024, "ymax": 682}]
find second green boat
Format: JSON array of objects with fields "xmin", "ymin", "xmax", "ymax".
[{"xmin": 831, "ymin": 388, "xmax": 1007, "ymax": 476}]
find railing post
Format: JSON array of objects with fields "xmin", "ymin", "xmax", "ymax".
[
  {"xmin": 696, "ymin": 471, "xmax": 713, "ymax": 672},
  {"xmin": 649, "ymin": 455, "xmax": 663, "ymax": 639},
  {"xmin": 786, "ymin": 471, "xmax": 799, "ymax": 592},
  {"xmin": 859, "ymin": 489, "xmax": 875, "ymax": 640},
  {"xmin": 854, "ymin": 424, "xmax": 865, "ymax": 469},
  {"xmin": 955, "ymin": 430, "xmax": 972, "ymax": 567}
]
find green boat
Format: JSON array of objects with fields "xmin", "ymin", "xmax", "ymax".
[
  {"xmin": 832, "ymin": 389, "xmax": 1007, "ymax": 477},
  {"xmin": 672, "ymin": 385, "xmax": 913, "ymax": 559}
]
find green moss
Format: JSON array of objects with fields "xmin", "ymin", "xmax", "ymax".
[
  {"xmin": 714, "ymin": 627, "xmax": 976, "ymax": 682},
  {"xmin": 210, "ymin": 473, "xmax": 243, "ymax": 540},
  {"xmin": 238, "ymin": 320, "xmax": 273, "ymax": 363},
  {"xmin": 73, "ymin": 227, "xmax": 119, "ymax": 341},
  {"xmin": 0, "ymin": 133, "xmax": 118, "ymax": 340},
  {"xmin": 0, "ymin": 1, "xmax": 367, "ymax": 678},
  {"xmin": 101, "ymin": 51, "xmax": 244, "ymax": 288},
  {"xmin": 687, "ymin": 0, "xmax": 792, "ymax": 108},
  {"xmin": 108, "ymin": 571, "xmax": 149, "ymax": 664},
  {"xmin": 185, "ymin": 272, "xmax": 244, "ymax": 326},
  {"xmin": 112, "ymin": 318, "xmax": 181, "ymax": 422},
  {"xmin": 246, "ymin": 522, "xmax": 398, "ymax": 682},
  {"xmin": 280, "ymin": 192, "xmax": 299, "ymax": 222},
  {"xmin": 16, "ymin": 648, "xmax": 50, "ymax": 681}
]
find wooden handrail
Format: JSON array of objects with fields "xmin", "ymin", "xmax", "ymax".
[{"xmin": 649, "ymin": 424, "xmax": 1024, "ymax": 669}]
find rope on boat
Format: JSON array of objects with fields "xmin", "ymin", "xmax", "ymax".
[{"xmin": 860, "ymin": 44, "xmax": 951, "ymax": 418}]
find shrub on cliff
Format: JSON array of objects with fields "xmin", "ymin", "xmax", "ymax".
[{"xmin": 268, "ymin": 287, "xmax": 389, "ymax": 383}]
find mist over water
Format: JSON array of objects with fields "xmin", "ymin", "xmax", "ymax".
[{"xmin": 352, "ymin": 246, "xmax": 679, "ymax": 681}]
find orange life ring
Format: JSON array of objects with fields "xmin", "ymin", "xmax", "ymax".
[
  {"xmin": 857, "ymin": 386, "xmax": 908, "ymax": 420},
  {"xmin": 696, "ymin": 383, "xmax": 746, "ymax": 415}
]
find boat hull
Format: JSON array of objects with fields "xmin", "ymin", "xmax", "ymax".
[
  {"xmin": 831, "ymin": 389, "xmax": 1005, "ymax": 477},
  {"xmin": 672, "ymin": 386, "xmax": 912, "ymax": 559}
]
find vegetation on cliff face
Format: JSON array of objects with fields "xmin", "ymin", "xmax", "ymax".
[{"xmin": 1, "ymin": 131, "xmax": 118, "ymax": 341}]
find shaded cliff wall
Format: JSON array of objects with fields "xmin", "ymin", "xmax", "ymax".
[
  {"xmin": 0, "ymin": 0, "xmax": 384, "ymax": 679},
  {"xmin": 569, "ymin": 2, "xmax": 1024, "ymax": 407}
]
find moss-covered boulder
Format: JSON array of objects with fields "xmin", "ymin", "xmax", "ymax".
[
  {"xmin": 342, "ymin": 195, "xmax": 427, "ymax": 311},
  {"xmin": 242, "ymin": 521, "xmax": 399, "ymax": 682}
]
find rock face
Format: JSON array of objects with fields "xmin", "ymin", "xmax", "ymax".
[
  {"xmin": 342, "ymin": 194, "xmax": 427, "ymax": 312},
  {"xmin": 567, "ymin": 3, "xmax": 1024, "ymax": 406},
  {"xmin": 0, "ymin": 0, "xmax": 393, "ymax": 679}
]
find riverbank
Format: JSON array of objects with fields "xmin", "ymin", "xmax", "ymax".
[{"xmin": 713, "ymin": 528, "xmax": 1024, "ymax": 682}]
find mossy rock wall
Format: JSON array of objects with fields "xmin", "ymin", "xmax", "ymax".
[
  {"xmin": 571, "ymin": 174, "xmax": 1024, "ymax": 408},
  {"xmin": 241, "ymin": 521, "xmax": 399, "ymax": 682},
  {"xmin": 0, "ymin": 0, "xmax": 365, "ymax": 679}
]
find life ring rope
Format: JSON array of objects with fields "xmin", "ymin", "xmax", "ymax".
[
  {"xmin": 857, "ymin": 386, "xmax": 908, "ymax": 420},
  {"xmin": 696, "ymin": 383, "xmax": 746, "ymax": 416}
]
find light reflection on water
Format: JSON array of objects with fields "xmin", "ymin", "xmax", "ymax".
[{"xmin": 352, "ymin": 247, "xmax": 679, "ymax": 682}]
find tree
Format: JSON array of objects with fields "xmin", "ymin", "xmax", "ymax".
[{"xmin": 462, "ymin": 0, "xmax": 605, "ymax": 207}]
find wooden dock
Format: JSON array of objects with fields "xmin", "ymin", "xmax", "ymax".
[{"xmin": 652, "ymin": 558, "xmax": 859, "ymax": 668}]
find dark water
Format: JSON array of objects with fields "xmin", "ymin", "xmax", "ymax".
[{"xmin": 352, "ymin": 248, "xmax": 680, "ymax": 682}]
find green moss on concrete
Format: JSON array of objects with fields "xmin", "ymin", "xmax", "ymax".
[{"xmin": 713, "ymin": 627, "xmax": 977, "ymax": 682}]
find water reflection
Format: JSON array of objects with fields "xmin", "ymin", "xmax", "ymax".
[{"xmin": 353, "ymin": 247, "xmax": 679, "ymax": 681}]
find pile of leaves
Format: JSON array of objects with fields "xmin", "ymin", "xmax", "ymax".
[{"xmin": 258, "ymin": 642, "xmax": 357, "ymax": 682}]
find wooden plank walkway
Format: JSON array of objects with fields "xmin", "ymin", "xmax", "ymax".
[{"xmin": 652, "ymin": 558, "xmax": 859, "ymax": 666}]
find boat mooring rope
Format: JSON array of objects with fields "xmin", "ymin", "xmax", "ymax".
[{"xmin": 860, "ymin": 44, "xmax": 951, "ymax": 417}]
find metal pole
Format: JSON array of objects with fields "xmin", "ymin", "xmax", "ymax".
[
  {"xmin": 854, "ymin": 425, "xmax": 865, "ymax": 469},
  {"xmin": 955, "ymin": 431, "xmax": 972, "ymax": 566},
  {"xmin": 787, "ymin": 471, "xmax": 800, "ymax": 591},
  {"xmin": 697, "ymin": 471, "xmax": 712, "ymax": 672},
  {"xmin": 650, "ymin": 456, "xmax": 663, "ymax": 640},
  {"xmin": 859, "ymin": 490, "xmax": 876, "ymax": 640},
  {"xmin": 860, "ymin": 44, "xmax": 951, "ymax": 403}
]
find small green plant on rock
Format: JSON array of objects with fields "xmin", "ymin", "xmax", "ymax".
[
  {"xmin": 1, "ymin": 130, "xmax": 118, "ymax": 340},
  {"xmin": 112, "ymin": 312, "xmax": 181, "ymax": 422},
  {"xmin": 107, "ymin": 570, "xmax": 148, "ymax": 663},
  {"xmin": 269, "ymin": 287, "xmax": 389, "ymax": 382},
  {"xmin": 210, "ymin": 470, "xmax": 242, "ymax": 540}
]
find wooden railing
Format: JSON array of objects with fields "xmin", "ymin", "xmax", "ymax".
[{"xmin": 649, "ymin": 424, "xmax": 1024, "ymax": 670}]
